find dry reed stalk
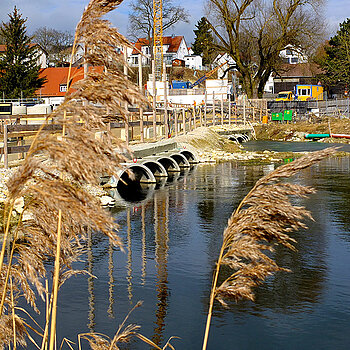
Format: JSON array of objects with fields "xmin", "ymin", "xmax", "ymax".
[
  {"xmin": 78, "ymin": 301, "xmax": 178, "ymax": 350},
  {"xmin": 0, "ymin": 0, "xmax": 148, "ymax": 348},
  {"xmin": 202, "ymin": 147, "xmax": 337, "ymax": 350}
]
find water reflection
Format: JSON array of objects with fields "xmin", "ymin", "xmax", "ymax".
[
  {"xmin": 152, "ymin": 190, "xmax": 170, "ymax": 346},
  {"xmin": 141, "ymin": 204, "xmax": 146, "ymax": 285},
  {"xmin": 107, "ymin": 241, "xmax": 115, "ymax": 318},
  {"xmin": 87, "ymin": 230, "xmax": 95, "ymax": 332},
  {"xmin": 51, "ymin": 154, "xmax": 350, "ymax": 350},
  {"xmin": 126, "ymin": 209, "xmax": 133, "ymax": 302}
]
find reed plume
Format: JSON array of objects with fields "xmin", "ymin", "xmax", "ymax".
[
  {"xmin": 0, "ymin": 0, "xmax": 147, "ymax": 348},
  {"xmin": 202, "ymin": 147, "xmax": 337, "ymax": 350}
]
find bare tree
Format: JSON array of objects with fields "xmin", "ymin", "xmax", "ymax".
[
  {"xmin": 206, "ymin": 0, "xmax": 325, "ymax": 98},
  {"xmin": 128, "ymin": 0, "xmax": 189, "ymax": 58},
  {"xmin": 32, "ymin": 27, "xmax": 74, "ymax": 66}
]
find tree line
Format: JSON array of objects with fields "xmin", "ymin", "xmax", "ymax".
[{"xmin": 0, "ymin": 1, "xmax": 349, "ymax": 100}]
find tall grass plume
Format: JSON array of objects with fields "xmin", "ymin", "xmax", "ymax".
[
  {"xmin": 0, "ymin": 0, "xmax": 147, "ymax": 348},
  {"xmin": 202, "ymin": 147, "xmax": 337, "ymax": 350}
]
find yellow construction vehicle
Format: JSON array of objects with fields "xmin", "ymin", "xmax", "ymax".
[{"xmin": 276, "ymin": 91, "xmax": 295, "ymax": 101}]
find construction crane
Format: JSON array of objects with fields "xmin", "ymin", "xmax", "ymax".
[{"xmin": 153, "ymin": 0, "xmax": 163, "ymax": 81}]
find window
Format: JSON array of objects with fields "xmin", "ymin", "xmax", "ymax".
[
  {"xmin": 286, "ymin": 49, "xmax": 292, "ymax": 55},
  {"xmin": 59, "ymin": 84, "xmax": 67, "ymax": 92},
  {"xmin": 132, "ymin": 56, "xmax": 138, "ymax": 65},
  {"xmin": 290, "ymin": 57, "xmax": 298, "ymax": 63},
  {"xmin": 298, "ymin": 88, "xmax": 311, "ymax": 96}
]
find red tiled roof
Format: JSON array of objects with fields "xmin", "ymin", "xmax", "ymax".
[
  {"xmin": 35, "ymin": 66, "xmax": 104, "ymax": 97},
  {"xmin": 132, "ymin": 36, "xmax": 184, "ymax": 55}
]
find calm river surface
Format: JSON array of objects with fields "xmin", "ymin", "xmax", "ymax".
[{"xmin": 37, "ymin": 141, "xmax": 350, "ymax": 349}]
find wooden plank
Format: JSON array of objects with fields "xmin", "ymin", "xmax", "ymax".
[
  {"xmin": 0, "ymin": 115, "xmax": 17, "ymax": 120},
  {"xmin": 0, "ymin": 145, "xmax": 30, "ymax": 155},
  {"xmin": 7, "ymin": 124, "xmax": 62, "ymax": 133}
]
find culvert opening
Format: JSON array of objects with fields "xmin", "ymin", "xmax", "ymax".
[
  {"xmin": 180, "ymin": 150, "xmax": 197, "ymax": 163},
  {"xmin": 157, "ymin": 157, "xmax": 180, "ymax": 173},
  {"xmin": 116, "ymin": 168, "xmax": 154, "ymax": 202},
  {"xmin": 143, "ymin": 161, "xmax": 168, "ymax": 178},
  {"xmin": 170, "ymin": 154, "xmax": 190, "ymax": 168}
]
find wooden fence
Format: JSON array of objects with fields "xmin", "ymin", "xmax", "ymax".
[{"xmin": 0, "ymin": 99, "xmax": 268, "ymax": 168}]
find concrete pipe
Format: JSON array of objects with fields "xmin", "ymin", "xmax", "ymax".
[
  {"xmin": 156, "ymin": 156, "xmax": 181, "ymax": 173},
  {"xmin": 179, "ymin": 149, "xmax": 199, "ymax": 164},
  {"xmin": 170, "ymin": 153, "xmax": 191, "ymax": 168},
  {"xmin": 141, "ymin": 160, "xmax": 168, "ymax": 178}
]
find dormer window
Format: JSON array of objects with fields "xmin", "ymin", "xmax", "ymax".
[{"xmin": 60, "ymin": 84, "xmax": 67, "ymax": 92}]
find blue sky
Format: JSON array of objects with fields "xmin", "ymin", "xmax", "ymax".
[{"xmin": 0, "ymin": 0, "xmax": 348, "ymax": 44}]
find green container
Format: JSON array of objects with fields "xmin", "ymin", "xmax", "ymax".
[
  {"xmin": 283, "ymin": 110, "xmax": 293, "ymax": 121},
  {"xmin": 271, "ymin": 112, "xmax": 283, "ymax": 121}
]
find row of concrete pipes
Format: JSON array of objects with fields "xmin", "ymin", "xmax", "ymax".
[{"xmin": 109, "ymin": 148, "xmax": 199, "ymax": 188}]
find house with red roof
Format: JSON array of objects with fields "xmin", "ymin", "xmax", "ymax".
[
  {"xmin": 35, "ymin": 66, "xmax": 104, "ymax": 105},
  {"xmin": 129, "ymin": 35, "xmax": 189, "ymax": 67}
]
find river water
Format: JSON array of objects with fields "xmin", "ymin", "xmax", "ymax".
[{"xmin": 34, "ymin": 141, "xmax": 350, "ymax": 349}]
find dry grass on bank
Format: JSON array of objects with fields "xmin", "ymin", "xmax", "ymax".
[
  {"xmin": 175, "ymin": 127, "xmax": 242, "ymax": 153},
  {"xmin": 256, "ymin": 118, "xmax": 350, "ymax": 141}
]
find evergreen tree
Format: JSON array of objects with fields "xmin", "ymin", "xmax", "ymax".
[
  {"xmin": 0, "ymin": 7, "xmax": 46, "ymax": 99},
  {"xmin": 321, "ymin": 18, "xmax": 350, "ymax": 89},
  {"xmin": 192, "ymin": 17, "xmax": 215, "ymax": 66}
]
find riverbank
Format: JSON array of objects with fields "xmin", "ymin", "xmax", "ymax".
[
  {"xmin": 0, "ymin": 122, "xmax": 348, "ymax": 209},
  {"xmin": 255, "ymin": 118, "xmax": 350, "ymax": 143}
]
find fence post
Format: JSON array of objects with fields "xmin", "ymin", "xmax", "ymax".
[
  {"xmin": 243, "ymin": 98, "xmax": 246, "ymax": 125},
  {"xmin": 234, "ymin": 102, "xmax": 237, "ymax": 122},
  {"xmin": 175, "ymin": 109, "xmax": 178, "ymax": 136},
  {"xmin": 3, "ymin": 123, "xmax": 8, "ymax": 169},
  {"xmin": 204, "ymin": 90, "xmax": 207, "ymax": 126},
  {"xmin": 199, "ymin": 104, "xmax": 203, "ymax": 126},
  {"xmin": 193, "ymin": 104, "xmax": 196, "ymax": 130},
  {"xmin": 182, "ymin": 108, "xmax": 186, "ymax": 134},
  {"xmin": 221, "ymin": 94, "xmax": 224, "ymax": 125},
  {"xmin": 213, "ymin": 92, "xmax": 215, "ymax": 126},
  {"xmin": 229, "ymin": 94, "xmax": 231, "ymax": 126}
]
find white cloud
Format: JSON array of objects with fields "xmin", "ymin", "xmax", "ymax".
[{"xmin": 325, "ymin": 0, "xmax": 349, "ymax": 35}]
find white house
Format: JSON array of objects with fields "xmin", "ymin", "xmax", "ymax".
[
  {"xmin": 129, "ymin": 35, "xmax": 189, "ymax": 67},
  {"xmin": 280, "ymin": 45, "xmax": 308, "ymax": 64},
  {"xmin": 184, "ymin": 55, "xmax": 202, "ymax": 70},
  {"xmin": 0, "ymin": 43, "xmax": 48, "ymax": 68}
]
